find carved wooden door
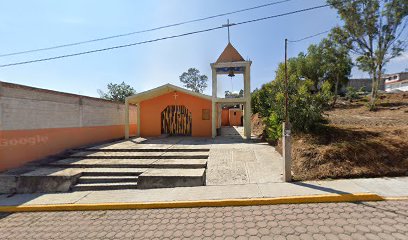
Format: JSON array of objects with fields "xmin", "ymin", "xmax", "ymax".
[{"xmin": 161, "ymin": 105, "xmax": 192, "ymax": 136}]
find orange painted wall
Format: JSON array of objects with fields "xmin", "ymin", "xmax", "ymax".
[
  {"xmin": 229, "ymin": 109, "xmax": 243, "ymax": 126},
  {"xmin": 0, "ymin": 124, "xmax": 137, "ymax": 172},
  {"xmin": 221, "ymin": 109, "xmax": 230, "ymax": 126},
  {"xmin": 140, "ymin": 91, "xmax": 212, "ymax": 137}
]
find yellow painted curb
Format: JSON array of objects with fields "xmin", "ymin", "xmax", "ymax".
[
  {"xmin": 383, "ymin": 196, "xmax": 408, "ymax": 201},
  {"xmin": 0, "ymin": 193, "xmax": 385, "ymax": 213}
]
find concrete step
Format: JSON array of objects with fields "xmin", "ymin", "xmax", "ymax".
[
  {"xmin": 82, "ymin": 171, "xmax": 142, "ymax": 177},
  {"xmin": 66, "ymin": 153, "xmax": 209, "ymax": 159},
  {"xmin": 47, "ymin": 158, "xmax": 155, "ymax": 168},
  {"xmin": 72, "ymin": 182, "xmax": 138, "ymax": 191},
  {"xmin": 151, "ymin": 159, "xmax": 207, "ymax": 169},
  {"xmin": 160, "ymin": 152, "xmax": 210, "ymax": 157},
  {"xmin": 81, "ymin": 167, "xmax": 145, "ymax": 174},
  {"xmin": 68, "ymin": 150, "xmax": 209, "ymax": 157},
  {"xmin": 137, "ymin": 168, "xmax": 206, "ymax": 189},
  {"xmin": 71, "ymin": 148, "xmax": 210, "ymax": 152},
  {"xmin": 48, "ymin": 159, "xmax": 207, "ymax": 169},
  {"xmin": 77, "ymin": 176, "xmax": 139, "ymax": 184}
]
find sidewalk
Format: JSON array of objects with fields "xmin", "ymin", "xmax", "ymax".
[{"xmin": 0, "ymin": 177, "xmax": 407, "ymax": 211}]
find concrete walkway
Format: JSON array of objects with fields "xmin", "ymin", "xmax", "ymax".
[
  {"xmin": 207, "ymin": 137, "xmax": 282, "ymax": 185},
  {"xmin": 0, "ymin": 135, "xmax": 282, "ymax": 193},
  {"xmin": 0, "ymin": 177, "xmax": 407, "ymax": 207}
]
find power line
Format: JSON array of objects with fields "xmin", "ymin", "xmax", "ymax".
[
  {"xmin": 234, "ymin": 5, "xmax": 328, "ymax": 27},
  {"xmin": 287, "ymin": 29, "xmax": 331, "ymax": 43},
  {"xmin": 0, "ymin": 0, "xmax": 292, "ymax": 58},
  {"xmin": 0, "ymin": 4, "xmax": 330, "ymax": 68},
  {"xmin": 0, "ymin": 26, "xmax": 223, "ymax": 68}
]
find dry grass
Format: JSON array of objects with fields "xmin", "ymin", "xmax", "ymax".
[
  {"xmin": 253, "ymin": 92, "xmax": 408, "ymax": 180},
  {"xmin": 292, "ymin": 125, "xmax": 408, "ymax": 180},
  {"xmin": 251, "ymin": 113, "xmax": 266, "ymax": 138},
  {"xmin": 292, "ymin": 92, "xmax": 408, "ymax": 180}
]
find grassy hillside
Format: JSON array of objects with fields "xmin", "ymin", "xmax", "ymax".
[{"xmin": 254, "ymin": 93, "xmax": 408, "ymax": 180}]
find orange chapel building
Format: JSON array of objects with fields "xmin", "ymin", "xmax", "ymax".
[{"xmin": 124, "ymin": 43, "xmax": 252, "ymax": 139}]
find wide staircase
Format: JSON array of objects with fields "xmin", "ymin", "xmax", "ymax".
[{"xmin": 46, "ymin": 148, "xmax": 209, "ymax": 191}]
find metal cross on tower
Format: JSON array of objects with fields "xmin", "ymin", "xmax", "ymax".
[{"xmin": 222, "ymin": 19, "xmax": 235, "ymax": 43}]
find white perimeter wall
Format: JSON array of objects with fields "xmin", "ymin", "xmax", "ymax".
[{"xmin": 0, "ymin": 82, "xmax": 137, "ymax": 131}]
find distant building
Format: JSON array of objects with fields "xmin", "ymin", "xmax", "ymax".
[
  {"xmin": 343, "ymin": 78, "xmax": 385, "ymax": 92},
  {"xmin": 342, "ymin": 72, "xmax": 408, "ymax": 93},
  {"xmin": 384, "ymin": 72, "xmax": 408, "ymax": 92}
]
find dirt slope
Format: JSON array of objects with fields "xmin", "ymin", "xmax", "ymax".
[
  {"xmin": 254, "ymin": 93, "xmax": 408, "ymax": 180},
  {"xmin": 293, "ymin": 93, "xmax": 408, "ymax": 180}
]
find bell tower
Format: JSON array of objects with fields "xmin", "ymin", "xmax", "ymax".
[{"xmin": 210, "ymin": 39, "xmax": 252, "ymax": 139}]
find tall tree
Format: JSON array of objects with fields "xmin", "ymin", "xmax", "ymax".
[
  {"xmin": 98, "ymin": 82, "xmax": 136, "ymax": 103},
  {"xmin": 320, "ymin": 29, "xmax": 353, "ymax": 105},
  {"xmin": 179, "ymin": 68, "xmax": 208, "ymax": 93},
  {"xmin": 286, "ymin": 41, "xmax": 351, "ymax": 100},
  {"xmin": 239, "ymin": 89, "xmax": 244, "ymax": 97},
  {"xmin": 328, "ymin": 0, "xmax": 408, "ymax": 110},
  {"xmin": 298, "ymin": 45, "xmax": 326, "ymax": 91},
  {"xmin": 251, "ymin": 58, "xmax": 333, "ymax": 141}
]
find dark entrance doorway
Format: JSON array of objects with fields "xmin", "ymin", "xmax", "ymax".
[{"xmin": 161, "ymin": 105, "xmax": 192, "ymax": 136}]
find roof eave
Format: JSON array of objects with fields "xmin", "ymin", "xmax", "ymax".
[{"xmin": 126, "ymin": 83, "xmax": 212, "ymax": 104}]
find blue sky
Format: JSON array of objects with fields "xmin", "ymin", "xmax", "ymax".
[{"xmin": 0, "ymin": 0, "xmax": 407, "ymax": 97}]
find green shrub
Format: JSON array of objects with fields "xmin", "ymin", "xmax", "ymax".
[
  {"xmin": 251, "ymin": 60, "xmax": 333, "ymax": 141},
  {"xmin": 345, "ymin": 86, "xmax": 359, "ymax": 101},
  {"xmin": 251, "ymin": 88, "xmax": 262, "ymax": 115},
  {"xmin": 265, "ymin": 113, "xmax": 282, "ymax": 142}
]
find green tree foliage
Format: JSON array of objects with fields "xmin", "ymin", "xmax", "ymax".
[
  {"xmin": 297, "ymin": 36, "xmax": 352, "ymax": 96},
  {"xmin": 225, "ymin": 89, "xmax": 244, "ymax": 98},
  {"xmin": 320, "ymin": 29, "xmax": 353, "ymax": 105},
  {"xmin": 252, "ymin": 59, "xmax": 333, "ymax": 141},
  {"xmin": 179, "ymin": 68, "xmax": 208, "ymax": 93},
  {"xmin": 251, "ymin": 31, "xmax": 353, "ymax": 141},
  {"xmin": 251, "ymin": 88, "xmax": 261, "ymax": 114},
  {"xmin": 98, "ymin": 82, "xmax": 136, "ymax": 103},
  {"xmin": 345, "ymin": 86, "xmax": 359, "ymax": 102},
  {"xmin": 327, "ymin": 0, "xmax": 408, "ymax": 110},
  {"xmin": 239, "ymin": 89, "xmax": 244, "ymax": 97},
  {"xmin": 297, "ymin": 45, "xmax": 326, "ymax": 90},
  {"xmin": 264, "ymin": 113, "xmax": 282, "ymax": 142}
]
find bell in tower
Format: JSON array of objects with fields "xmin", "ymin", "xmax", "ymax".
[{"xmin": 210, "ymin": 19, "xmax": 252, "ymax": 139}]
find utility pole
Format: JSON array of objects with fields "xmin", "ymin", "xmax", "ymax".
[
  {"xmin": 283, "ymin": 38, "xmax": 292, "ymax": 182},
  {"xmin": 284, "ymin": 38, "xmax": 289, "ymax": 123}
]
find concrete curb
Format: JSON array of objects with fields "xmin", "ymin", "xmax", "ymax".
[
  {"xmin": 0, "ymin": 193, "xmax": 391, "ymax": 213},
  {"xmin": 382, "ymin": 196, "xmax": 408, "ymax": 201}
]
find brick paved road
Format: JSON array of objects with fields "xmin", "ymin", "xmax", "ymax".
[{"xmin": 0, "ymin": 201, "xmax": 407, "ymax": 239}]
